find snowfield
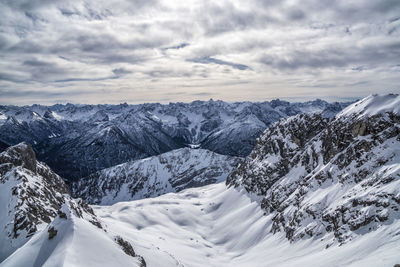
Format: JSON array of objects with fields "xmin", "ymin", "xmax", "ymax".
[{"xmin": 94, "ymin": 182, "xmax": 400, "ymax": 267}]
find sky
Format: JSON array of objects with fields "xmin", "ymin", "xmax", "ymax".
[{"xmin": 0, "ymin": 0, "xmax": 399, "ymax": 105}]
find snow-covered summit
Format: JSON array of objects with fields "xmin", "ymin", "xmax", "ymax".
[{"xmin": 337, "ymin": 94, "xmax": 400, "ymax": 119}]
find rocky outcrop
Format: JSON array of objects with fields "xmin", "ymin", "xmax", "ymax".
[
  {"xmin": 227, "ymin": 95, "xmax": 400, "ymax": 244},
  {"xmin": 0, "ymin": 142, "xmax": 101, "ymax": 261},
  {"xmin": 0, "ymin": 142, "xmax": 37, "ymax": 173}
]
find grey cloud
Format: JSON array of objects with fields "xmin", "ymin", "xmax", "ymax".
[
  {"xmin": 259, "ymin": 40, "xmax": 400, "ymax": 71},
  {"xmin": 288, "ymin": 8, "xmax": 305, "ymax": 21},
  {"xmin": 163, "ymin": 43, "xmax": 190, "ymax": 50},
  {"xmin": 23, "ymin": 59, "xmax": 54, "ymax": 67},
  {"xmin": 373, "ymin": 0, "xmax": 400, "ymax": 13},
  {"xmin": 8, "ymin": 40, "xmax": 45, "ymax": 53},
  {"xmin": 0, "ymin": 72, "xmax": 27, "ymax": 83},
  {"xmin": 191, "ymin": 92, "xmax": 215, "ymax": 96},
  {"xmin": 0, "ymin": 0, "xmax": 399, "ymax": 104},
  {"xmin": 59, "ymin": 9, "xmax": 78, "ymax": 17},
  {"xmin": 197, "ymin": 2, "xmax": 275, "ymax": 36},
  {"xmin": 3, "ymin": 0, "xmax": 60, "ymax": 11},
  {"xmin": 20, "ymin": 58, "xmax": 70, "ymax": 82},
  {"xmin": 54, "ymin": 76, "xmax": 118, "ymax": 83},
  {"xmin": 145, "ymin": 69, "xmax": 193, "ymax": 79},
  {"xmin": 96, "ymin": 54, "xmax": 147, "ymax": 65},
  {"xmin": 0, "ymin": 89, "xmax": 70, "ymax": 97},
  {"xmin": 189, "ymin": 57, "xmax": 250, "ymax": 70},
  {"xmin": 112, "ymin": 68, "xmax": 132, "ymax": 77},
  {"xmin": 0, "ymin": 35, "xmax": 11, "ymax": 50}
]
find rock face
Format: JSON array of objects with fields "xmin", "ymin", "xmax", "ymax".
[
  {"xmin": 0, "ymin": 142, "xmax": 38, "ymax": 173},
  {"xmin": 227, "ymin": 94, "xmax": 400, "ymax": 244},
  {"xmin": 0, "ymin": 143, "xmax": 101, "ymax": 261},
  {"xmin": 0, "ymin": 99, "xmax": 350, "ymax": 180},
  {"xmin": 73, "ymin": 148, "xmax": 242, "ymax": 205}
]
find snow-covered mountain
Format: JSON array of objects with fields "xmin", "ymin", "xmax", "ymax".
[
  {"xmin": 0, "ymin": 94, "xmax": 398, "ymax": 267},
  {"xmin": 227, "ymin": 94, "xmax": 400, "ymax": 244},
  {"xmin": 72, "ymin": 148, "xmax": 241, "ymax": 204},
  {"xmin": 0, "ymin": 143, "xmax": 145, "ymax": 266},
  {"xmin": 91, "ymin": 94, "xmax": 400, "ymax": 266},
  {"xmin": 0, "ymin": 99, "xmax": 351, "ymax": 180}
]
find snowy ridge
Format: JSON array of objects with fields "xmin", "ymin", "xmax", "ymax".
[
  {"xmin": 73, "ymin": 148, "xmax": 241, "ymax": 204},
  {"xmin": 1, "ymin": 202, "xmax": 144, "ymax": 267},
  {"xmin": 0, "ymin": 143, "xmax": 145, "ymax": 266},
  {"xmin": 0, "ymin": 99, "xmax": 351, "ymax": 180},
  {"xmin": 227, "ymin": 94, "xmax": 400, "ymax": 245},
  {"xmin": 337, "ymin": 93, "xmax": 400, "ymax": 119}
]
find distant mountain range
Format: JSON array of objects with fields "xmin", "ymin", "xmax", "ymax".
[{"xmin": 0, "ymin": 99, "xmax": 351, "ymax": 181}]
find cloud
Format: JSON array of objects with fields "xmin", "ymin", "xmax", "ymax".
[
  {"xmin": 191, "ymin": 92, "xmax": 215, "ymax": 96},
  {"xmin": 0, "ymin": 0, "xmax": 399, "ymax": 105},
  {"xmin": 112, "ymin": 68, "xmax": 132, "ymax": 77},
  {"xmin": 189, "ymin": 56, "xmax": 250, "ymax": 70},
  {"xmin": 162, "ymin": 43, "xmax": 190, "ymax": 50},
  {"xmin": 54, "ymin": 76, "xmax": 117, "ymax": 83}
]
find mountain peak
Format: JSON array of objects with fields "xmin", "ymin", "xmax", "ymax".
[
  {"xmin": 0, "ymin": 142, "xmax": 37, "ymax": 173},
  {"xmin": 336, "ymin": 93, "xmax": 400, "ymax": 119}
]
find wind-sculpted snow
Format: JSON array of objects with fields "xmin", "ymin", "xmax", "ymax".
[
  {"xmin": 0, "ymin": 143, "xmax": 145, "ymax": 266},
  {"xmin": 0, "ymin": 99, "xmax": 350, "ymax": 180},
  {"xmin": 227, "ymin": 94, "xmax": 400, "ymax": 244},
  {"xmin": 94, "ymin": 182, "xmax": 400, "ymax": 267},
  {"xmin": 73, "ymin": 148, "xmax": 241, "ymax": 204},
  {"xmin": 337, "ymin": 93, "xmax": 400, "ymax": 119}
]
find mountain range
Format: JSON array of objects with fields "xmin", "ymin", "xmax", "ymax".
[
  {"xmin": 0, "ymin": 94, "xmax": 399, "ymax": 266},
  {"xmin": 0, "ymin": 99, "xmax": 350, "ymax": 181}
]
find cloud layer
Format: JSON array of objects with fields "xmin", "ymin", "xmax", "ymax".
[{"xmin": 0, "ymin": 0, "xmax": 399, "ymax": 104}]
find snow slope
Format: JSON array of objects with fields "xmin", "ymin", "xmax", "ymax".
[
  {"xmin": 1, "ymin": 203, "xmax": 144, "ymax": 267},
  {"xmin": 337, "ymin": 93, "xmax": 400, "ymax": 118},
  {"xmin": 94, "ymin": 182, "xmax": 400, "ymax": 267},
  {"xmin": 73, "ymin": 148, "xmax": 241, "ymax": 204},
  {"xmin": 0, "ymin": 143, "xmax": 145, "ymax": 266}
]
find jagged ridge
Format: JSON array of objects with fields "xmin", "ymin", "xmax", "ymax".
[
  {"xmin": 227, "ymin": 94, "xmax": 400, "ymax": 244},
  {"xmin": 0, "ymin": 99, "xmax": 350, "ymax": 180},
  {"xmin": 73, "ymin": 148, "xmax": 242, "ymax": 205}
]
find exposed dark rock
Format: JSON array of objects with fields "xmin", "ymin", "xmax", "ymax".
[
  {"xmin": 0, "ymin": 142, "xmax": 37, "ymax": 173},
  {"xmin": 48, "ymin": 227, "xmax": 57, "ymax": 239},
  {"xmin": 114, "ymin": 236, "xmax": 136, "ymax": 257}
]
